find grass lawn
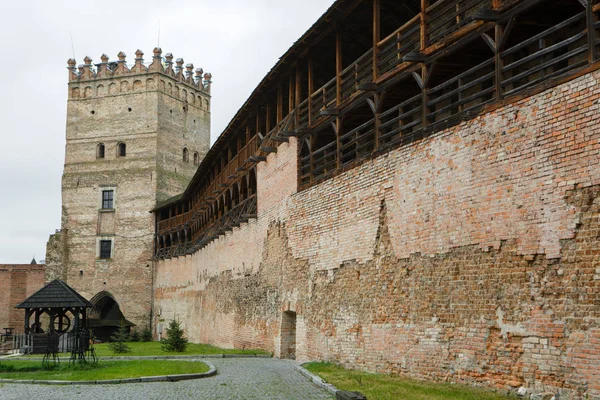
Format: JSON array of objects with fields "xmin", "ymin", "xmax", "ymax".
[
  {"xmin": 303, "ymin": 362, "xmax": 515, "ymax": 400},
  {"xmin": 0, "ymin": 360, "xmax": 209, "ymax": 381},
  {"xmin": 93, "ymin": 341, "xmax": 271, "ymax": 357}
]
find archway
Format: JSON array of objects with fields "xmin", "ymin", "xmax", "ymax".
[
  {"xmin": 280, "ymin": 311, "xmax": 297, "ymax": 360},
  {"xmin": 88, "ymin": 292, "xmax": 134, "ymax": 342}
]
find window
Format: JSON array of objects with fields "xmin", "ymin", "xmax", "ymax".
[
  {"xmin": 102, "ymin": 190, "xmax": 114, "ymax": 209},
  {"xmin": 117, "ymin": 142, "xmax": 126, "ymax": 157},
  {"xmin": 183, "ymin": 147, "xmax": 189, "ymax": 163},
  {"xmin": 193, "ymin": 152, "xmax": 199, "ymax": 166},
  {"xmin": 99, "ymin": 240, "xmax": 112, "ymax": 259},
  {"xmin": 97, "ymin": 143, "xmax": 105, "ymax": 159}
]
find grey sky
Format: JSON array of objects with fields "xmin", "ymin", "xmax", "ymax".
[{"xmin": 0, "ymin": 0, "xmax": 335, "ymax": 264}]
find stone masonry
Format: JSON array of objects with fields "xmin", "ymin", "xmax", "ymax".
[
  {"xmin": 47, "ymin": 48, "xmax": 211, "ymax": 329},
  {"xmin": 154, "ymin": 69, "xmax": 600, "ymax": 398}
]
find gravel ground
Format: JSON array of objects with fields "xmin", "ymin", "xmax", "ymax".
[{"xmin": 0, "ymin": 358, "xmax": 334, "ymax": 400}]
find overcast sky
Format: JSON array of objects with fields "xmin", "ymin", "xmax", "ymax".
[{"xmin": 0, "ymin": 0, "xmax": 335, "ymax": 264}]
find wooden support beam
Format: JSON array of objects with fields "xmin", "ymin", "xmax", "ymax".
[
  {"xmin": 295, "ymin": 62, "xmax": 302, "ymax": 127},
  {"xmin": 336, "ymin": 28, "xmax": 343, "ymax": 107},
  {"xmin": 289, "ymin": 73, "xmax": 295, "ymax": 114},
  {"xmin": 260, "ymin": 146, "xmax": 277, "ymax": 154},
  {"xmin": 420, "ymin": 0, "xmax": 428, "ymax": 50},
  {"xmin": 266, "ymin": 102, "xmax": 271, "ymax": 134},
  {"xmin": 277, "ymin": 84, "xmax": 283, "ymax": 123},
  {"xmin": 474, "ymin": 9, "xmax": 500, "ymax": 22},
  {"xmin": 358, "ymin": 82, "xmax": 377, "ymax": 91},
  {"xmin": 403, "ymin": 51, "xmax": 427, "ymax": 63},
  {"xmin": 272, "ymin": 137, "xmax": 290, "ymax": 143},
  {"xmin": 373, "ymin": 0, "xmax": 381, "ymax": 81},
  {"xmin": 495, "ymin": 20, "xmax": 503, "ymax": 101},
  {"xmin": 308, "ymin": 56, "xmax": 314, "ymax": 125},
  {"xmin": 249, "ymin": 155, "xmax": 267, "ymax": 162},
  {"xmin": 587, "ymin": 0, "xmax": 597, "ymax": 62},
  {"xmin": 321, "ymin": 108, "xmax": 339, "ymax": 116}
]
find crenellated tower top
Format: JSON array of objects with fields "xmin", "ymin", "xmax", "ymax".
[{"xmin": 67, "ymin": 48, "xmax": 212, "ymax": 93}]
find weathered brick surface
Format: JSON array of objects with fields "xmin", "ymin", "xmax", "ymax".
[
  {"xmin": 154, "ymin": 70, "xmax": 600, "ymax": 397},
  {"xmin": 49, "ymin": 52, "xmax": 211, "ymax": 329},
  {"xmin": 0, "ymin": 265, "xmax": 45, "ymax": 331}
]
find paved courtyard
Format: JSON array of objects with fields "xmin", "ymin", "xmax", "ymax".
[{"xmin": 0, "ymin": 358, "xmax": 334, "ymax": 400}]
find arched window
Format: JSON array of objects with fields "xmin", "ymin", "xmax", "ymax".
[
  {"xmin": 193, "ymin": 152, "xmax": 199, "ymax": 166},
  {"xmin": 117, "ymin": 142, "xmax": 126, "ymax": 157},
  {"xmin": 183, "ymin": 148, "xmax": 189, "ymax": 163},
  {"xmin": 97, "ymin": 143, "xmax": 105, "ymax": 159}
]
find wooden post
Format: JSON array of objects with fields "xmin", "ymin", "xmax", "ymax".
[
  {"xmin": 266, "ymin": 103, "xmax": 271, "ymax": 134},
  {"xmin": 374, "ymin": 94, "xmax": 381, "ymax": 151},
  {"xmin": 256, "ymin": 112, "xmax": 261, "ymax": 137},
  {"xmin": 587, "ymin": 0, "xmax": 597, "ymax": 63},
  {"xmin": 422, "ymin": 65, "xmax": 428, "ymax": 127},
  {"xmin": 308, "ymin": 56, "xmax": 314, "ymax": 125},
  {"xmin": 336, "ymin": 28, "xmax": 342, "ymax": 168},
  {"xmin": 277, "ymin": 84, "xmax": 283, "ymax": 124},
  {"xmin": 24, "ymin": 308, "xmax": 30, "ymax": 332},
  {"xmin": 289, "ymin": 73, "xmax": 295, "ymax": 115},
  {"xmin": 373, "ymin": 0, "xmax": 381, "ymax": 81},
  {"xmin": 421, "ymin": 0, "xmax": 428, "ymax": 50},
  {"xmin": 495, "ymin": 21, "xmax": 503, "ymax": 100},
  {"xmin": 295, "ymin": 62, "xmax": 302, "ymax": 127},
  {"xmin": 336, "ymin": 28, "xmax": 343, "ymax": 106}
]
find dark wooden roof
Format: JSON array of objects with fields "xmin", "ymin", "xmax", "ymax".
[{"xmin": 16, "ymin": 279, "xmax": 93, "ymax": 309}]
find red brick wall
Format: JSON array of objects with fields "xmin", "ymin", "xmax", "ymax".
[
  {"xmin": 154, "ymin": 70, "xmax": 600, "ymax": 398},
  {"xmin": 0, "ymin": 265, "xmax": 45, "ymax": 331}
]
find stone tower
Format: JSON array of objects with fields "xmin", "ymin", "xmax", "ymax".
[{"xmin": 45, "ymin": 48, "xmax": 211, "ymax": 337}]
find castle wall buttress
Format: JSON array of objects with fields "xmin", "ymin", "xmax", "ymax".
[{"xmin": 154, "ymin": 69, "xmax": 600, "ymax": 398}]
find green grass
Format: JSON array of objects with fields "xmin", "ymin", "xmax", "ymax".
[
  {"xmin": 303, "ymin": 362, "xmax": 515, "ymax": 400},
  {"xmin": 0, "ymin": 360, "xmax": 209, "ymax": 381},
  {"xmin": 93, "ymin": 341, "xmax": 270, "ymax": 357}
]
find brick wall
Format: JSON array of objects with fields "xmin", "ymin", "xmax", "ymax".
[
  {"xmin": 0, "ymin": 265, "xmax": 45, "ymax": 331},
  {"xmin": 154, "ymin": 69, "xmax": 600, "ymax": 398}
]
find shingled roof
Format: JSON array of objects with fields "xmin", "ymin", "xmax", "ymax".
[{"xmin": 16, "ymin": 279, "xmax": 93, "ymax": 309}]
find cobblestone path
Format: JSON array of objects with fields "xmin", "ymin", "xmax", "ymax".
[{"xmin": 0, "ymin": 358, "xmax": 334, "ymax": 400}]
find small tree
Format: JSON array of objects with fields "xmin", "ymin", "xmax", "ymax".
[
  {"xmin": 161, "ymin": 319, "xmax": 188, "ymax": 352},
  {"xmin": 141, "ymin": 326, "xmax": 153, "ymax": 342},
  {"xmin": 108, "ymin": 321, "xmax": 131, "ymax": 354},
  {"xmin": 129, "ymin": 329, "xmax": 140, "ymax": 342}
]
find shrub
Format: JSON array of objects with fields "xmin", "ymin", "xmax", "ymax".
[
  {"xmin": 108, "ymin": 322, "xmax": 131, "ymax": 354},
  {"xmin": 161, "ymin": 319, "xmax": 188, "ymax": 352},
  {"xmin": 141, "ymin": 326, "xmax": 153, "ymax": 342},
  {"xmin": 129, "ymin": 329, "xmax": 140, "ymax": 342}
]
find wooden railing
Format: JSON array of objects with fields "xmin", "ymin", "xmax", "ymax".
[
  {"xmin": 377, "ymin": 15, "xmax": 421, "ymax": 77},
  {"xmin": 340, "ymin": 118, "xmax": 376, "ymax": 166},
  {"xmin": 427, "ymin": 0, "xmax": 493, "ymax": 46},
  {"xmin": 500, "ymin": 11, "xmax": 587, "ymax": 96},
  {"xmin": 427, "ymin": 56, "xmax": 496, "ymax": 121},
  {"xmin": 379, "ymin": 93, "xmax": 423, "ymax": 148},
  {"xmin": 341, "ymin": 50, "xmax": 373, "ymax": 101},
  {"xmin": 310, "ymin": 77, "xmax": 336, "ymax": 122}
]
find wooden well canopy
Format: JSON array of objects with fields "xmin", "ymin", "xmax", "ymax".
[{"xmin": 16, "ymin": 280, "xmax": 93, "ymax": 334}]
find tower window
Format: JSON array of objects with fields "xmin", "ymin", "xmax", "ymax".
[
  {"xmin": 99, "ymin": 240, "xmax": 112, "ymax": 259},
  {"xmin": 117, "ymin": 142, "xmax": 126, "ymax": 157},
  {"xmin": 193, "ymin": 152, "xmax": 199, "ymax": 166},
  {"xmin": 102, "ymin": 190, "xmax": 114, "ymax": 209},
  {"xmin": 97, "ymin": 143, "xmax": 105, "ymax": 159},
  {"xmin": 183, "ymin": 148, "xmax": 189, "ymax": 163}
]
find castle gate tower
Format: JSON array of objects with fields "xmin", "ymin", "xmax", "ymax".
[{"xmin": 45, "ymin": 48, "xmax": 211, "ymax": 335}]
